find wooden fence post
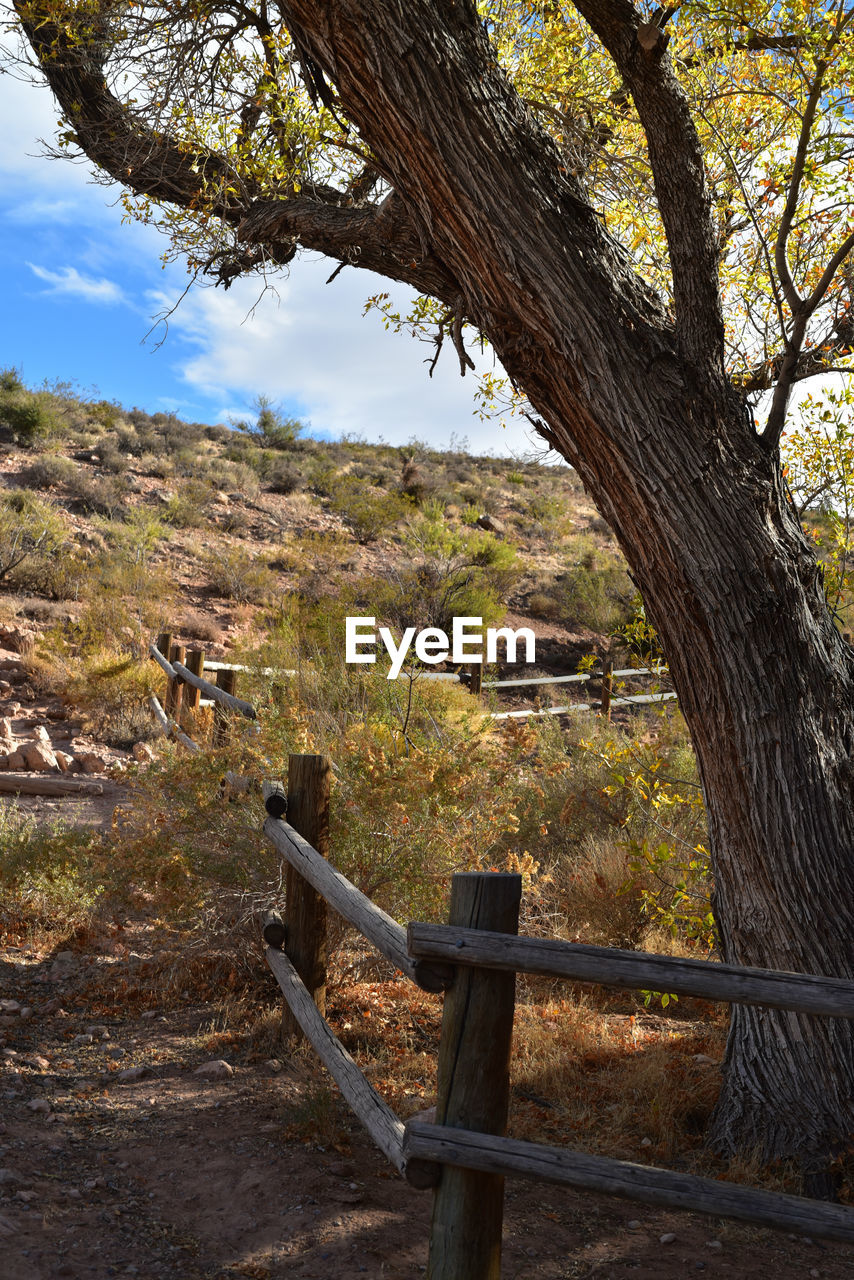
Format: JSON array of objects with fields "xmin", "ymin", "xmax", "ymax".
[
  {"xmin": 282, "ymin": 753, "xmax": 331, "ymax": 1040},
  {"xmin": 182, "ymin": 648, "xmax": 205, "ymax": 727},
  {"xmin": 427, "ymin": 872, "xmax": 521, "ymax": 1280},
  {"xmin": 213, "ymin": 668, "xmax": 237, "ymax": 745},
  {"xmin": 600, "ymin": 656, "xmax": 613, "ymax": 721},
  {"xmin": 469, "ymin": 663, "xmax": 483, "ymax": 697},
  {"xmin": 156, "ymin": 630, "xmax": 172, "ymax": 663},
  {"xmin": 165, "ymin": 642, "xmax": 186, "ymax": 718}
]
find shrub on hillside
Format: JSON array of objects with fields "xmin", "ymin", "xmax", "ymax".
[
  {"xmin": 202, "ymin": 544, "xmax": 277, "ymax": 603},
  {"xmin": 19, "ymin": 455, "xmax": 78, "ymax": 491},
  {"xmin": 0, "ymin": 389, "xmax": 57, "ymax": 445},
  {"xmin": 328, "ymin": 475, "xmax": 410, "ymax": 544},
  {"xmin": 265, "ymin": 457, "xmax": 305, "ymax": 494},
  {"xmin": 0, "ymin": 491, "xmax": 67, "ymax": 587}
]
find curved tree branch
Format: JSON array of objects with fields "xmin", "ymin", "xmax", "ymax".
[
  {"xmin": 12, "ymin": 0, "xmax": 464, "ymax": 304},
  {"xmin": 571, "ymin": 0, "xmax": 726, "ymax": 377}
]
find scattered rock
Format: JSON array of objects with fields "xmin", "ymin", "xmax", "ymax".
[
  {"xmin": 32, "ymin": 725, "xmax": 51, "ymax": 744},
  {"xmin": 476, "ymin": 513, "xmax": 506, "ymax": 534},
  {"xmin": 706, "ymin": 1240, "xmax": 723, "ymax": 1250},
  {"xmin": 640, "ymin": 1137, "xmax": 652, "ymax": 1147},
  {"xmin": 71, "ymin": 1034, "xmax": 94, "ymax": 1046},
  {"xmin": 659, "ymin": 1233, "xmax": 676, "ymax": 1244},
  {"xmin": 20, "ymin": 740, "xmax": 59, "ymax": 771},
  {"xmin": 54, "ymin": 951, "xmax": 75, "ymax": 965},
  {"xmin": 26, "ymin": 1099, "xmax": 51, "ymax": 1114},
  {"xmin": 25, "ymin": 1057, "xmax": 50, "ymax": 1071},
  {"xmin": 55, "ymin": 752, "xmax": 75, "ymax": 774},
  {"xmin": 75, "ymin": 750, "xmax": 109, "ymax": 775},
  {"xmin": 85, "ymin": 1026, "xmax": 110, "ymax": 1040},
  {"xmin": 105, "ymin": 1047, "xmax": 126, "ymax": 1060},
  {"xmin": 132, "ymin": 742, "xmax": 155, "ymax": 763},
  {"xmin": 116, "ymin": 1066, "xmax": 148, "ymax": 1083},
  {"xmin": 692, "ymin": 1054, "xmax": 719, "ymax": 1065},
  {"xmin": 0, "ymin": 1002, "xmax": 20, "ymax": 1016},
  {"xmin": 262, "ymin": 1059, "xmax": 282, "ymax": 1074},
  {"xmin": 627, "ymin": 1220, "xmax": 641, "ymax": 1230},
  {"xmin": 0, "ymin": 1170, "xmax": 19, "ymax": 1188},
  {"xmin": 4, "ymin": 751, "xmax": 25, "ymax": 771},
  {"xmin": 194, "ymin": 1059, "xmax": 234, "ymax": 1080}
]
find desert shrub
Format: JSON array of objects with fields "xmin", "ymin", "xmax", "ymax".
[
  {"xmin": 205, "ymin": 422, "xmax": 232, "ymax": 443},
  {"xmin": 178, "ymin": 608, "xmax": 225, "ymax": 644},
  {"xmin": 88, "ymin": 399, "xmax": 121, "ymax": 430},
  {"xmin": 18, "ymin": 455, "xmax": 78, "ymax": 490},
  {"xmin": 161, "ymin": 480, "xmax": 214, "ymax": 528},
  {"xmin": 328, "ymin": 475, "xmax": 411, "ymax": 544},
  {"xmin": 0, "ymin": 491, "xmax": 67, "ymax": 586},
  {"xmin": 528, "ymin": 543, "xmax": 634, "ymax": 634},
  {"xmin": 0, "ymin": 366, "xmax": 24, "ymax": 393},
  {"xmin": 66, "ymin": 470, "xmax": 130, "ymax": 519},
  {"xmin": 513, "ymin": 712, "xmax": 712, "ymax": 959},
  {"xmin": 203, "ymin": 456, "xmax": 260, "ymax": 498},
  {"xmin": 93, "ymin": 436, "xmax": 129, "ymax": 474},
  {"xmin": 17, "ymin": 542, "xmax": 94, "ymax": 602},
  {"xmin": 202, "ymin": 544, "xmax": 277, "ymax": 603},
  {"xmin": 265, "ymin": 457, "xmax": 305, "ymax": 494},
  {"xmin": 371, "ymin": 509, "xmax": 517, "ymax": 636},
  {"xmin": 0, "ymin": 806, "xmax": 106, "ymax": 945},
  {"xmin": 0, "ymin": 389, "xmax": 57, "ymax": 445}
]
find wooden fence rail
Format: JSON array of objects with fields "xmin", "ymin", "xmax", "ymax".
[
  {"xmin": 406, "ymin": 924, "xmax": 854, "ymax": 1017},
  {"xmin": 261, "ymin": 754, "xmax": 854, "ymax": 1278}
]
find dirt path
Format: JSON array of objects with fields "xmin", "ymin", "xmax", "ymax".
[{"xmin": 3, "ymin": 936, "xmax": 854, "ymax": 1280}]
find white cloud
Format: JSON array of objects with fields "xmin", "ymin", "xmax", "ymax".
[
  {"xmin": 151, "ymin": 259, "xmax": 541, "ymax": 455},
  {"xmin": 27, "ymin": 263, "xmax": 127, "ymax": 305}
]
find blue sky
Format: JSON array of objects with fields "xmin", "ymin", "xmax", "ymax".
[{"xmin": 0, "ymin": 63, "xmax": 538, "ymax": 455}]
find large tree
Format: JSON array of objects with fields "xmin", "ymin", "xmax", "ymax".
[{"xmin": 8, "ymin": 0, "xmax": 854, "ymax": 1181}]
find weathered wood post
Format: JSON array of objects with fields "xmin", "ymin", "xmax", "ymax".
[
  {"xmin": 600, "ymin": 656, "xmax": 613, "ymax": 721},
  {"xmin": 156, "ymin": 630, "xmax": 172, "ymax": 662},
  {"xmin": 282, "ymin": 753, "xmax": 331, "ymax": 1039},
  {"xmin": 165, "ymin": 642, "xmax": 186, "ymax": 718},
  {"xmin": 181, "ymin": 648, "xmax": 205, "ymax": 728},
  {"xmin": 213, "ymin": 668, "xmax": 237, "ymax": 745},
  {"xmin": 428, "ymin": 872, "xmax": 521, "ymax": 1280},
  {"xmin": 468, "ymin": 663, "xmax": 483, "ymax": 697}
]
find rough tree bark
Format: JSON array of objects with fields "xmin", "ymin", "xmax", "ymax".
[{"xmin": 13, "ymin": 0, "xmax": 854, "ymax": 1177}]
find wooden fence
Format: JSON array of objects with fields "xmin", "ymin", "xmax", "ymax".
[
  {"xmin": 148, "ymin": 635, "xmax": 259, "ymax": 749},
  {"xmin": 261, "ymin": 753, "xmax": 854, "ymax": 1278},
  {"xmin": 148, "ymin": 626, "xmax": 676, "ymax": 747}
]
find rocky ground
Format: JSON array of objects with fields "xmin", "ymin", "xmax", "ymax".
[{"xmin": 2, "ymin": 930, "xmax": 854, "ymax": 1280}]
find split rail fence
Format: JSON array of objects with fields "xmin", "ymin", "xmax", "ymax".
[
  {"xmin": 148, "ymin": 632, "xmax": 674, "ymax": 745},
  {"xmin": 148, "ymin": 633, "xmax": 263, "ymax": 751},
  {"xmin": 261, "ymin": 753, "xmax": 854, "ymax": 1279}
]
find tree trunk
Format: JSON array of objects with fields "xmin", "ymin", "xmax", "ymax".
[{"xmin": 278, "ymin": 1, "xmax": 854, "ymax": 1169}]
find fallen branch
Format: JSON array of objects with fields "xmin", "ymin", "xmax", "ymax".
[{"xmin": 0, "ymin": 773, "xmax": 105, "ymax": 797}]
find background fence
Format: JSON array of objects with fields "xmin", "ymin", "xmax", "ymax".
[
  {"xmin": 147, "ymin": 633, "xmax": 675, "ymax": 748},
  {"xmin": 260, "ymin": 752, "xmax": 854, "ymax": 1278}
]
